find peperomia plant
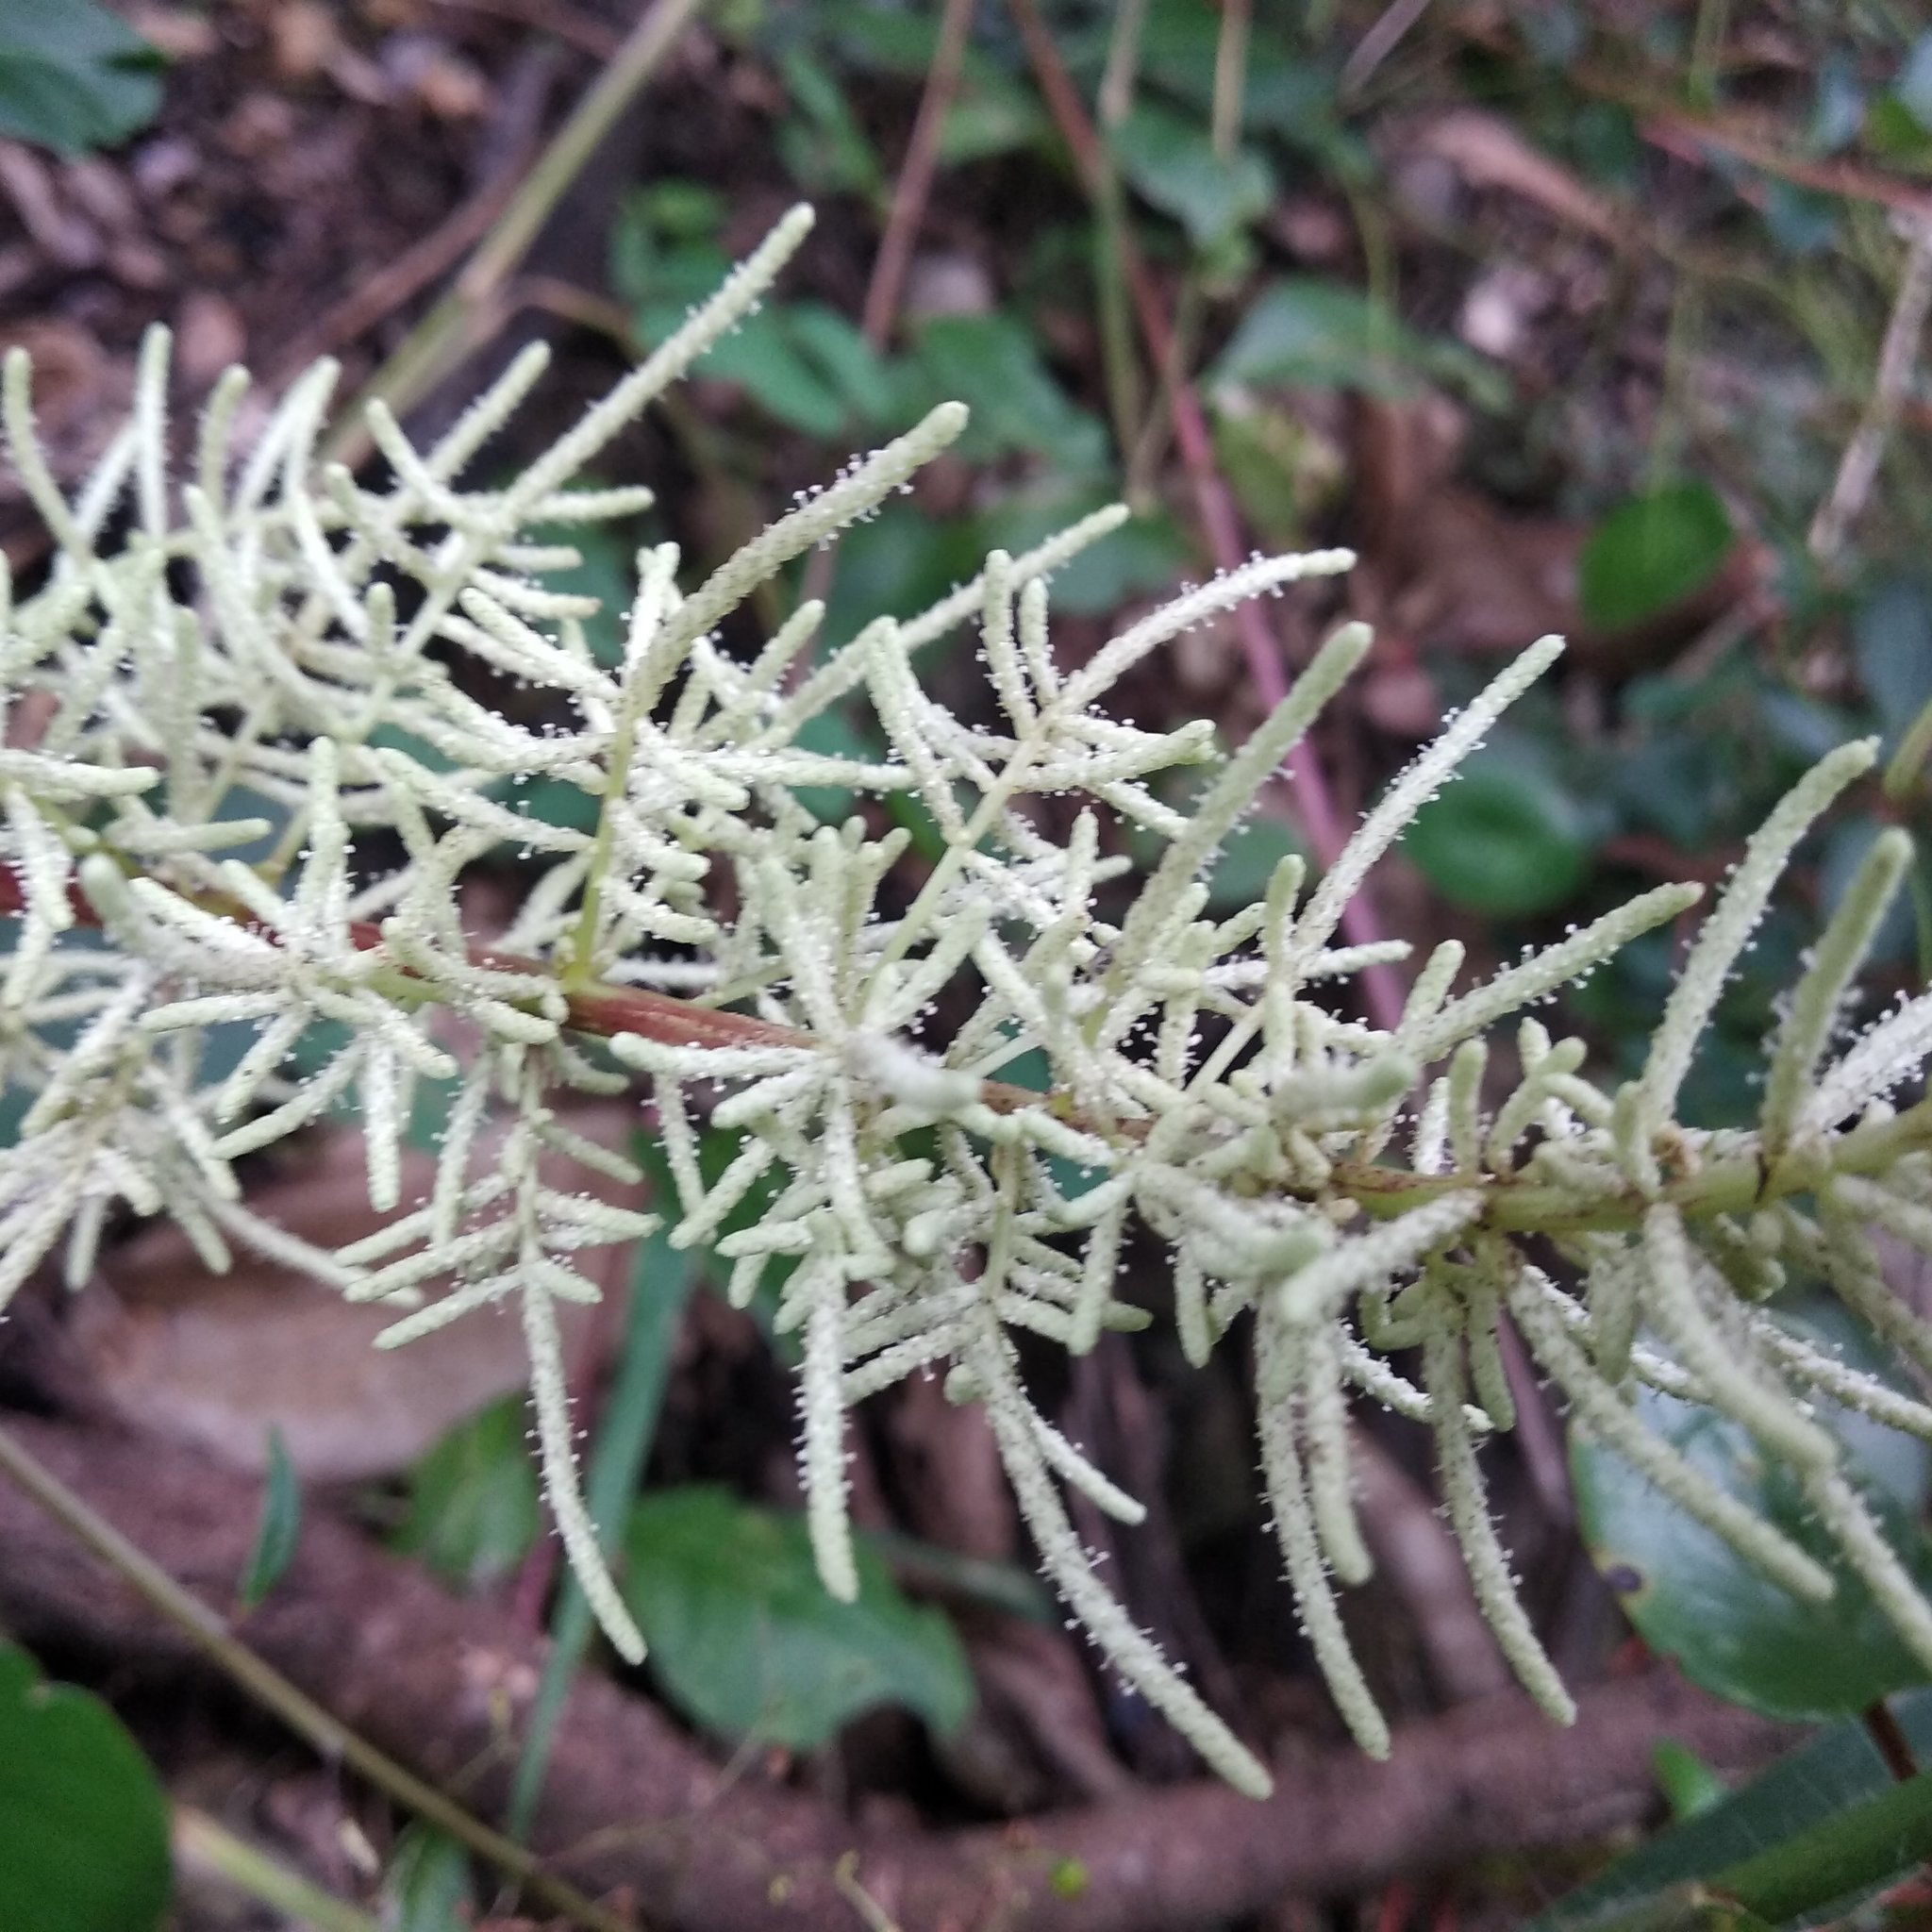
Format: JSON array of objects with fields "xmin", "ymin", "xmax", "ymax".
[{"xmin": 7, "ymin": 205, "xmax": 1932, "ymax": 1800}]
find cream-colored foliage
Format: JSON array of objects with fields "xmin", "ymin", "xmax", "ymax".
[{"xmin": 8, "ymin": 209, "xmax": 1932, "ymax": 1796}]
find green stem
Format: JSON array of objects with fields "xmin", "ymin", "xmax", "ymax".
[{"xmin": 0, "ymin": 1425, "xmax": 637, "ymax": 1932}]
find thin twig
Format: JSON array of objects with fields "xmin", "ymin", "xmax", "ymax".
[
  {"xmin": 271, "ymin": 88, "xmax": 544, "ymax": 385},
  {"xmin": 795, "ymin": 0, "xmax": 977, "ymax": 623},
  {"xmin": 1340, "ymin": 0, "xmax": 1433, "ymax": 102},
  {"xmin": 1006, "ymin": 0, "xmax": 1405, "ymax": 1031},
  {"xmin": 860, "ymin": 0, "xmax": 978, "ymax": 346},
  {"xmin": 1210, "ymin": 0, "xmax": 1250, "ymax": 158},
  {"xmin": 0, "ymin": 1424, "xmax": 639, "ymax": 1932},
  {"xmin": 425, "ymin": 0, "xmax": 623, "ymax": 60},
  {"xmin": 1810, "ymin": 214, "xmax": 1932, "ymax": 564},
  {"xmin": 323, "ymin": 0, "xmax": 707, "ymax": 466}
]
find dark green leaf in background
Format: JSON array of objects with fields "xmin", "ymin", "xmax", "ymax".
[
  {"xmin": 905, "ymin": 312, "xmax": 1107, "ymax": 469},
  {"xmin": 1208, "ymin": 815, "xmax": 1307, "ymax": 911},
  {"xmin": 396, "ymin": 1395, "xmax": 541, "ymax": 1591},
  {"xmin": 0, "ymin": 1644, "xmax": 172, "ymax": 1932},
  {"xmin": 1108, "ymin": 101, "xmax": 1275, "ymax": 247},
  {"xmin": 1852, "ymin": 576, "xmax": 1932, "ymax": 753},
  {"xmin": 1573, "ymin": 1303, "xmax": 1932, "ymax": 1722},
  {"xmin": 622, "ymin": 1485, "xmax": 973, "ymax": 1748},
  {"xmin": 238, "ymin": 1425, "xmax": 302, "ymax": 1610},
  {"xmin": 1533, "ymin": 1687, "xmax": 1932, "ymax": 1929},
  {"xmin": 1402, "ymin": 745, "xmax": 1596, "ymax": 916},
  {"xmin": 1210, "ymin": 277, "xmax": 1508, "ymax": 407},
  {"xmin": 1211, "ymin": 277, "xmax": 1421, "ymax": 396},
  {"xmin": 1578, "ymin": 483, "xmax": 1735, "ymax": 633},
  {"xmin": 1818, "ymin": 815, "xmax": 1916, "ymax": 970},
  {"xmin": 0, "ymin": 0, "xmax": 163, "ymax": 155}
]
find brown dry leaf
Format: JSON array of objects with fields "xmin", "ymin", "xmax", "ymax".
[
  {"xmin": 73, "ymin": 1113, "xmax": 640, "ymax": 1480},
  {"xmin": 1349, "ymin": 394, "xmax": 1762, "ymax": 675},
  {"xmin": 1404, "ymin": 108, "xmax": 1627, "ymax": 244},
  {"xmin": 175, "ymin": 289, "xmax": 247, "ymax": 384},
  {"xmin": 1350, "ymin": 393, "xmax": 1577, "ymax": 659},
  {"xmin": 0, "ymin": 144, "xmax": 99, "ymax": 267},
  {"xmin": 0, "ymin": 320, "xmax": 133, "ymax": 565},
  {"xmin": 122, "ymin": 5, "xmax": 220, "ymax": 59},
  {"xmin": 271, "ymin": 1, "xmax": 344, "ymax": 81}
]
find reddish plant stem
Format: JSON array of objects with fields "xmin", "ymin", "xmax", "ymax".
[
  {"xmin": 3, "ymin": 864, "xmax": 1049, "ymax": 1117},
  {"xmin": 1864, "ymin": 1699, "xmax": 1919, "ymax": 1784},
  {"xmin": 1005, "ymin": 0, "xmax": 1404, "ymax": 1032},
  {"xmin": 859, "ymin": 0, "xmax": 979, "ymax": 347}
]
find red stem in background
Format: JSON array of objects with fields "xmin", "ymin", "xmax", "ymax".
[
  {"xmin": 859, "ymin": 0, "xmax": 978, "ymax": 347},
  {"xmin": 1007, "ymin": 0, "xmax": 1406, "ymax": 1033}
]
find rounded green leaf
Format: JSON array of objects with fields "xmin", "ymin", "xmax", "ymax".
[
  {"xmin": 1402, "ymin": 750, "xmax": 1595, "ymax": 916},
  {"xmin": 1572, "ymin": 1306, "xmax": 1932, "ymax": 1721},
  {"xmin": 396, "ymin": 1396, "xmax": 541, "ymax": 1591},
  {"xmin": 0, "ymin": 0, "xmax": 163, "ymax": 156},
  {"xmin": 1108, "ymin": 102, "xmax": 1276, "ymax": 247},
  {"xmin": 622, "ymin": 1486, "xmax": 973, "ymax": 1749},
  {"xmin": 1578, "ymin": 483, "xmax": 1735, "ymax": 634},
  {"xmin": 0, "ymin": 1644, "xmax": 172, "ymax": 1932},
  {"xmin": 1209, "ymin": 816, "xmax": 1307, "ymax": 911}
]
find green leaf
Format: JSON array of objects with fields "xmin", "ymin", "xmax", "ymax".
[
  {"xmin": 1577, "ymin": 483, "xmax": 1735, "ymax": 633},
  {"xmin": 784, "ymin": 301, "xmax": 898, "ymax": 427},
  {"xmin": 902, "ymin": 313, "xmax": 1107, "ymax": 470},
  {"xmin": 1572, "ymin": 1303, "xmax": 1932, "ymax": 1722},
  {"xmin": 937, "ymin": 74, "xmax": 1048, "ymax": 165},
  {"xmin": 790, "ymin": 702, "xmax": 877, "ymax": 824},
  {"xmin": 380, "ymin": 1825, "xmax": 475, "ymax": 1932},
  {"xmin": 396, "ymin": 1395, "xmax": 541, "ymax": 1591},
  {"xmin": 0, "ymin": 0, "xmax": 163, "ymax": 155},
  {"xmin": 0, "ymin": 1643, "xmax": 172, "ymax": 1932},
  {"xmin": 696, "ymin": 307, "xmax": 849, "ymax": 438},
  {"xmin": 1108, "ymin": 102, "xmax": 1275, "ymax": 246},
  {"xmin": 1710, "ymin": 1770, "xmax": 1932, "ymax": 1925},
  {"xmin": 774, "ymin": 45, "xmax": 884, "ymax": 202},
  {"xmin": 1866, "ymin": 91, "xmax": 1932, "ymax": 166},
  {"xmin": 1402, "ymin": 746, "xmax": 1596, "ymax": 916},
  {"xmin": 1853, "ymin": 578, "xmax": 1932, "ymax": 750},
  {"xmin": 1533, "ymin": 1687, "xmax": 1932, "ymax": 1929},
  {"xmin": 1894, "ymin": 33, "xmax": 1932, "ymax": 134},
  {"xmin": 500, "ymin": 772, "xmax": 603, "ymax": 837},
  {"xmin": 621, "ymin": 1485, "xmax": 974, "ymax": 1748},
  {"xmin": 1208, "ymin": 815, "xmax": 1307, "ymax": 911},
  {"xmin": 1212, "ymin": 277, "xmax": 1416, "ymax": 395},
  {"xmin": 1210, "ymin": 277, "xmax": 1508, "ymax": 408},
  {"xmin": 1653, "ymin": 1740, "xmax": 1729, "ymax": 1822},
  {"xmin": 239, "ymin": 1425, "xmax": 301, "ymax": 1610}
]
